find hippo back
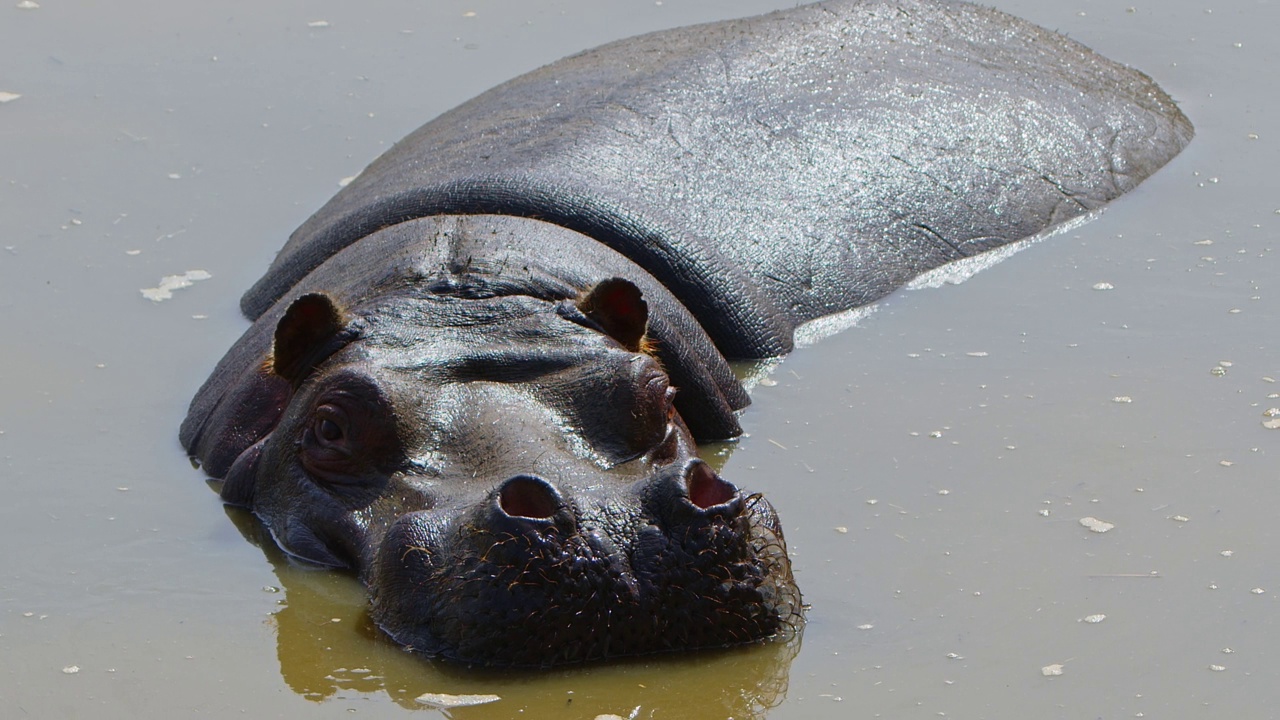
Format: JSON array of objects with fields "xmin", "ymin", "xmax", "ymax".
[{"xmin": 243, "ymin": 0, "xmax": 1192, "ymax": 359}]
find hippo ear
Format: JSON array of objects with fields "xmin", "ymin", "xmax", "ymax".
[
  {"xmin": 577, "ymin": 278, "xmax": 649, "ymax": 352},
  {"xmin": 272, "ymin": 293, "xmax": 353, "ymax": 384}
]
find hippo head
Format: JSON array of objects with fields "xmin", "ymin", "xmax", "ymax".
[{"xmin": 202, "ymin": 278, "xmax": 800, "ymax": 666}]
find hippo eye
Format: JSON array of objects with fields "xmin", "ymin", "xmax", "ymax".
[
  {"xmin": 307, "ymin": 404, "xmax": 350, "ymax": 452},
  {"xmin": 301, "ymin": 403, "xmax": 359, "ymax": 482},
  {"xmin": 317, "ymin": 417, "xmax": 344, "ymax": 443},
  {"xmin": 297, "ymin": 380, "xmax": 402, "ymax": 489},
  {"xmin": 622, "ymin": 372, "xmax": 676, "ymax": 459}
]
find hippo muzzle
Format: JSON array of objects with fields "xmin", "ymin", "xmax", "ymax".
[{"xmin": 371, "ymin": 460, "xmax": 801, "ymax": 666}]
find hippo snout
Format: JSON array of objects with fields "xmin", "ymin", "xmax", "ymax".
[{"xmin": 368, "ymin": 463, "xmax": 801, "ymax": 667}]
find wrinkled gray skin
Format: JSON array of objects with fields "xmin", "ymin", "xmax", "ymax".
[{"xmin": 181, "ymin": 0, "xmax": 1192, "ymax": 667}]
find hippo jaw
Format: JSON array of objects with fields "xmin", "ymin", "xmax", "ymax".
[
  {"xmin": 369, "ymin": 460, "xmax": 802, "ymax": 667},
  {"xmin": 221, "ymin": 280, "xmax": 801, "ymax": 666}
]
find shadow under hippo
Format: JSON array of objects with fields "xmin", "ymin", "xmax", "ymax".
[{"xmin": 181, "ymin": 0, "xmax": 1192, "ymax": 667}]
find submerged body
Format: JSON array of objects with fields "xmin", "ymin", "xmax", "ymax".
[{"xmin": 182, "ymin": 0, "xmax": 1191, "ymax": 666}]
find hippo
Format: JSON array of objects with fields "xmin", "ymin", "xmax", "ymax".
[{"xmin": 181, "ymin": 0, "xmax": 1192, "ymax": 667}]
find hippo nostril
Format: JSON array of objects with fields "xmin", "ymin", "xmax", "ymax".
[
  {"xmin": 685, "ymin": 461, "xmax": 737, "ymax": 509},
  {"xmin": 498, "ymin": 475, "xmax": 561, "ymax": 520}
]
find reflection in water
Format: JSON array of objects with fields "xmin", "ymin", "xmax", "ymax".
[
  {"xmin": 224, "ymin": 505, "xmax": 802, "ymax": 717},
  {"xmin": 698, "ymin": 359, "xmax": 785, "ymax": 474}
]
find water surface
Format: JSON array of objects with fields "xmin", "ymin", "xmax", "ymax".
[{"xmin": 1, "ymin": 1, "xmax": 1276, "ymax": 717}]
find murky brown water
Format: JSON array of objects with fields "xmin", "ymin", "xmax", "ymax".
[{"xmin": 2, "ymin": 1, "xmax": 1276, "ymax": 717}]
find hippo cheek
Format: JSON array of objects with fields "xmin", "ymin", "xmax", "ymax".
[{"xmin": 368, "ymin": 464, "xmax": 802, "ymax": 667}]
